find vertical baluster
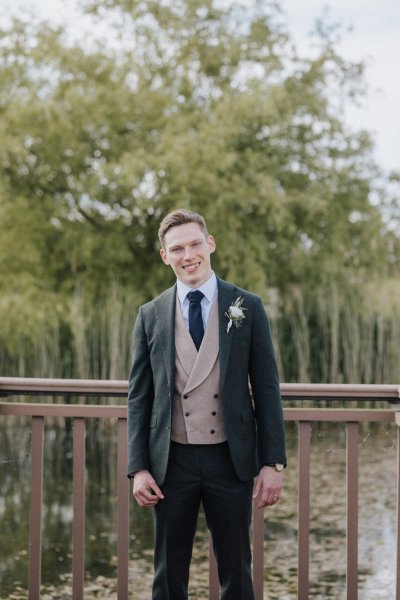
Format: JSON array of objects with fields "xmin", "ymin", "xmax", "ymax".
[
  {"xmin": 209, "ymin": 535, "xmax": 219, "ymax": 600},
  {"xmin": 252, "ymin": 499, "xmax": 264, "ymax": 600},
  {"xmin": 298, "ymin": 421, "xmax": 311, "ymax": 599},
  {"xmin": 117, "ymin": 417, "xmax": 129, "ymax": 599},
  {"xmin": 28, "ymin": 416, "xmax": 44, "ymax": 600},
  {"xmin": 346, "ymin": 422, "xmax": 358, "ymax": 600},
  {"xmin": 72, "ymin": 417, "xmax": 86, "ymax": 600},
  {"xmin": 396, "ymin": 423, "xmax": 400, "ymax": 600}
]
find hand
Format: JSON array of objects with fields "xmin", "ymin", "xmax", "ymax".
[
  {"xmin": 252, "ymin": 466, "xmax": 283, "ymax": 509},
  {"xmin": 132, "ymin": 470, "xmax": 164, "ymax": 507}
]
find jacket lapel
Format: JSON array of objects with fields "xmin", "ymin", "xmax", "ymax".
[
  {"xmin": 154, "ymin": 284, "xmax": 176, "ymax": 396},
  {"xmin": 217, "ymin": 278, "xmax": 238, "ymax": 390}
]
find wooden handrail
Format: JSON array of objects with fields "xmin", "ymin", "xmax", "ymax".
[
  {"xmin": 0, "ymin": 402, "xmax": 397, "ymax": 423},
  {"xmin": 0, "ymin": 377, "xmax": 399, "ymax": 400}
]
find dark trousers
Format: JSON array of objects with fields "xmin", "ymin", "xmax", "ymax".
[{"xmin": 152, "ymin": 442, "xmax": 255, "ymax": 600}]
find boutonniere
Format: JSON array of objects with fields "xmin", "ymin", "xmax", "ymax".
[{"xmin": 225, "ymin": 297, "xmax": 246, "ymax": 333}]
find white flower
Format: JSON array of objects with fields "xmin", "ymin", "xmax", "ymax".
[
  {"xmin": 225, "ymin": 297, "xmax": 246, "ymax": 333},
  {"xmin": 229, "ymin": 305, "xmax": 243, "ymax": 319}
]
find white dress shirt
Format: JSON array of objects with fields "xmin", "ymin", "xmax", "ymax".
[{"xmin": 176, "ymin": 272, "xmax": 217, "ymax": 330}]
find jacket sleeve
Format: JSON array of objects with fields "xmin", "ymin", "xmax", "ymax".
[
  {"xmin": 248, "ymin": 297, "xmax": 286, "ymax": 466},
  {"xmin": 127, "ymin": 307, "xmax": 154, "ymax": 475}
]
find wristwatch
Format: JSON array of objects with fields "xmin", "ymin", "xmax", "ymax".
[{"xmin": 264, "ymin": 463, "xmax": 285, "ymax": 472}]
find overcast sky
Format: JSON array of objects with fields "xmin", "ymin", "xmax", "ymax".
[
  {"xmin": 2, "ymin": 0, "xmax": 400, "ymax": 174},
  {"xmin": 283, "ymin": 0, "xmax": 400, "ymax": 174}
]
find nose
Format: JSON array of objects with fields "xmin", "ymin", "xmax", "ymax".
[{"xmin": 183, "ymin": 246, "xmax": 195, "ymax": 261}]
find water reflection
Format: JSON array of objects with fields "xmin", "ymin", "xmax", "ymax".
[
  {"xmin": 264, "ymin": 420, "xmax": 397, "ymax": 599},
  {"xmin": 0, "ymin": 400, "xmax": 398, "ymax": 599}
]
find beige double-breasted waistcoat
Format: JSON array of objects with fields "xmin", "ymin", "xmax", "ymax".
[{"xmin": 171, "ymin": 294, "xmax": 227, "ymax": 444}]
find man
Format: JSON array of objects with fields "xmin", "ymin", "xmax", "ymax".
[{"xmin": 127, "ymin": 209, "xmax": 286, "ymax": 599}]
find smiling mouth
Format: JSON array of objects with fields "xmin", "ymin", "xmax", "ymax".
[{"xmin": 182, "ymin": 262, "xmax": 201, "ymax": 272}]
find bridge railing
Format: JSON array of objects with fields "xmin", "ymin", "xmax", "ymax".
[{"xmin": 0, "ymin": 378, "xmax": 399, "ymax": 599}]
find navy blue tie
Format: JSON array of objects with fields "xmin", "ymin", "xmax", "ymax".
[{"xmin": 187, "ymin": 290, "xmax": 204, "ymax": 350}]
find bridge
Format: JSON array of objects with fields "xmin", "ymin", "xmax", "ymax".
[{"xmin": 1, "ymin": 378, "xmax": 399, "ymax": 599}]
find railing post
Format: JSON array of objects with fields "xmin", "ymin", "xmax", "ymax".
[
  {"xmin": 252, "ymin": 500, "xmax": 264, "ymax": 600},
  {"xmin": 117, "ymin": 417, "xmax": 130, "ymax": 599},
  {"xmin": 72, "ymin": 417, "xmax": 86, "ymax": 600},
  {"xmin": 209, "ymin": 535, "xmax": 219, "ymax": 599},
  {"xmin": 28, "ymin": 416, "xmax": 44, "ymax": 600},
  {"xmin": 346, "ymin": 422, "xmax": 359, "ymax": 599},
  {"xmin": 396, "ymin": 415, "xmax": 400, "ymax": 600},
  {"xmin": 298, "ymin": 421, "xmax": 311, "ymax": 600}
]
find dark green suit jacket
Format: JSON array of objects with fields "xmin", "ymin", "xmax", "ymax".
[{"xmin": 127, "ymin": 277, "xmax": 286, "ymax": 485}]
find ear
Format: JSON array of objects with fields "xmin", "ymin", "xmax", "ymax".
[
  {"xmin": 207, "ymin": 235, "xmax": 216, "ymax": 254},
  {"xmin": 160, "ymin": 248, "xmax": 169, "ymax": 265}
]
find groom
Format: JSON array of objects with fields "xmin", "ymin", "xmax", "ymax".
[{"xmin": 127, "ymin": 209, "xmax": 286, "ymax": 599}]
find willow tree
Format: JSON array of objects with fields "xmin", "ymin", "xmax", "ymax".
[{"xmin": 0, "ymin": 1, "xmax": 398, "ymax": 377}]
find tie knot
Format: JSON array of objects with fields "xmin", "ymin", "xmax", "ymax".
[{"xmin": 187, "ymin": 290, "xmax": 204, "ymax": 304}]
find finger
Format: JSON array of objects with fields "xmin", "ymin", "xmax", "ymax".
[
  {"xmin": 133, "ymin": 476, "xmax": 164, "ymax": 499},
  {"xmin": 137, "ymin": 497, "xmax": 158, "ymax": 507},
  {"xmin": 150, "ymin": 483, "xmax": 164, "ymax": 500},
  {"xmin": 258, "ymin": 491, "xmax": 279, "ymax": 509},
  {"xmin": 256, "ymin": 486, "xmax": 273, "ymax": 508},
  {"xmin": 268, "ymin": 493, "xmax": 280, "ymax": 507},
  {"xmin": 258, "ymin": 498, "xmax": 269, "ymax": 509},
  {"xmin": 138, "ymin": 487, "xmax": 159, "ymax": 503},
  {"xmin": 136, "ymin": 482, "xmax": 164, "ymax": 505},
  {"xmin": 256, "ymin": 490, "xmax": 269, "ymax": 509},
  {"xmin": 135, "ymin": 491, "xmax": 160, "ymax": 507}
]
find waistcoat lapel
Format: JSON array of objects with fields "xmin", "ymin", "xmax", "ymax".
[
  {"xmin": 175, "ymin": 296, "xmax": 219, "ymax": 394},
  {"xmin": 175, "ymin": 298, "xmax": 198, "ymax": 377}
]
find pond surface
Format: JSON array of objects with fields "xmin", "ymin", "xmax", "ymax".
[{"xmin": 0, "ymin": 398, "xmax": 398, "ymax": 599}]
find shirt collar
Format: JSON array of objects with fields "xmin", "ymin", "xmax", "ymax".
[{"xmin": 177, "ymin": 271, "xmax": 217, "ymax": 304}]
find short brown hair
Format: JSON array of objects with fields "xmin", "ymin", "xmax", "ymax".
[{"xmin": 158, "ymin": 209, "xmax": 209, "ymax": 248}]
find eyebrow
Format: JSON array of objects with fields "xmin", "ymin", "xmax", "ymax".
[{"xmin": 169, "ymin": 238, "xmax": 204, "ymax": 250}]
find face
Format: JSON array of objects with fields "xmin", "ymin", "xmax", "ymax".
[{"xmin": 160, "ymin": 222, "xmax": 216, "ymax": 288}]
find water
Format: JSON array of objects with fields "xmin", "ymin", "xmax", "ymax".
[
  {"xmin": 266, "ymin": 420, "xmax": 398, "ymax": 599},
  {"xmin": 0, "ymin": 399, "xmax": 398, "ymax": 599}
]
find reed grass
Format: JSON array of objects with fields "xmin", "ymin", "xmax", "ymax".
[
  {"xmin": 1, "ymin": 282, "xmax": 398, "ymax": 384},
  {"xmin": 270, "ymin": 282, "xmax": 399, "ymax": 384}
]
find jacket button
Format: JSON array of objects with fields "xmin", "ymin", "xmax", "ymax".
[
  {"xmin": 183, "ymin": 394, "xmax": 188, "ymax": 399},
  {"xmin": 210, "ymin": 429, "xmax": 215, "ymax": 434},
  {"xmin": 212, "ymin": 411, "xmax": 216, "ymax": 416},
  {"xmin": 185, "ymin": 412, "xmax": 190, "ymax": 417},
  {"xmin": 214, "ymin": 394, "xmax": 218, "ymax": 398}
]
